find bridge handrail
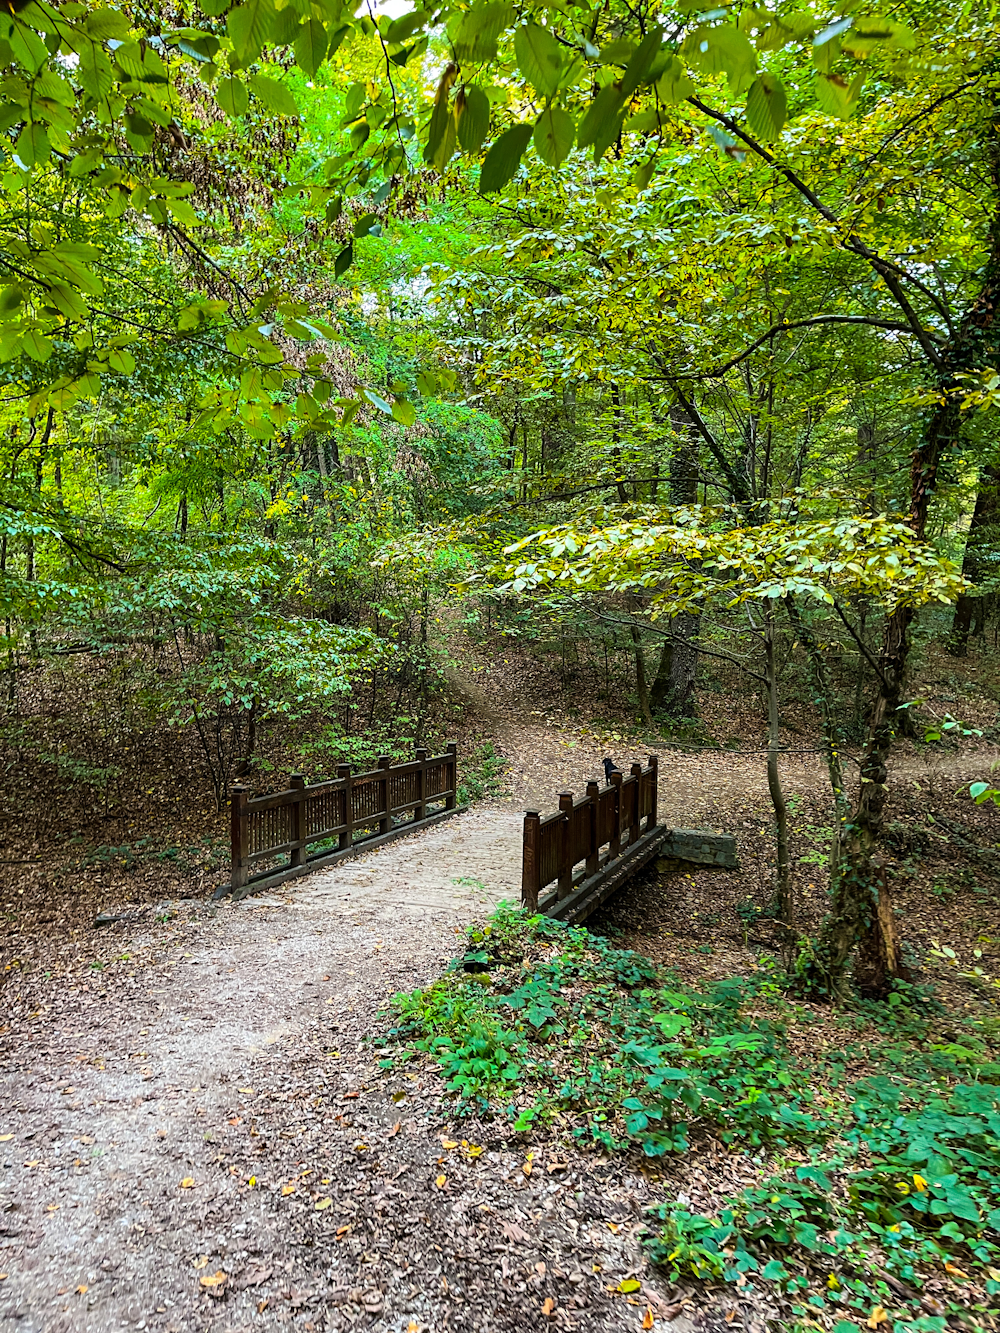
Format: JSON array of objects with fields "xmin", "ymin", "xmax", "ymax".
[{"xmin": 521, "ymin": 755, "xmax": 659, "ymax": 913}]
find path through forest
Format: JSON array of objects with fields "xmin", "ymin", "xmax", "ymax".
[{"xmin": 2, "ymin": 663, "xmax": 994, "ymax": 1333}]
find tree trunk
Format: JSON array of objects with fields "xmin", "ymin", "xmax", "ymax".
[
  {"xmin": 764, "ymin": 607, "xmax": 792, "ymax": 933},
  {"xmin": 631, "ymin": 622, "xmax": 654, "ymax": 726},
  {"xmin": 649, "ymin": 404, "xmax": 701, "ymax": 715},
  {"xmin": 809, "ymin": 119, "xmax": 1000, "ymax": 998},
  {"xmin": 949, "ymin": 462, "xmax": 1000, "ymax": 655}
]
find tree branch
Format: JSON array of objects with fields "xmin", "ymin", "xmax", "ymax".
[{"xmin": 686, "ymin": 98, "xmax": 947, "ymax": 367}]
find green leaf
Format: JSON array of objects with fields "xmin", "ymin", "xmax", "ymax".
[
  {"xmin": 514, "ymin": 22, "xmax": 562, "ymax": 99},
  {"xmin": 107, "ymin": 346, "xmax": 136, "ymax": 375},
  {"xmin": 334, "ymin": 244, "xmax": 353, "ymax": 278},
  {"xmin": 22, "ymin": 328, "xmax": 53, "ymax": 362},
  {"xmin": 620, "ymin": 26, "xmax": 663, "ymax": 98},
  {"xmin": 479, "ymin": 122, "xmax": 532, "ymax": 193},
  {"xmin": 392, "ymin": 398, "xmax": 416, "ymax": 426},
  {"xmin": 77, "ymin": 45, "xmax": 113, "ymax": 100},
  {"xmin": 683, "ymin": 23, "xmax": 757, "ymax": 90},
  {"xmin": 113, "ymin": 41, "xmax": 167, "ymax": 83},
  {"xmin": 454, "ymin": 2, "xmax": 512, "ymax": 62},
  {"xmin": 577, "ymin": 83, "xmax": 625, "ymax": 152},
  {"xmin": 15, "ymin": 121, "xmax": 49, "ymax": 168},
  {"xmin": 815, "ymin": 72, "xmax": 863, "ymax": 119},
  {"xmin": 532, "ymin": 105, "xmax": 575, "ymax": 167},
  {"xmin": 217, "ymin": 76, "xmax": 249, "ymax": 118},
  {"xmin": 633, "ymin": 156, "xmax": 655, "ymax": 190},
  {"xmin": 842, "ymin": 17, "xmax": 916, "ymax": 54},
  {"xmin": 761, "ymin": 1259, "xmax": 788, "ymax": 1282},
  {"xmin": 228, "ymin": 0, "xmax": 277, "ymax": 63},
  {"xmin": 249, "ymin": 74, "xmax": 299, "ymax": 117},
  {"xmin": 746, "ymin": 73, "xmax": 787, "ymax": 142},
  {"xmin": 293, "ymin": 18, "xmax": 328, "ymax": 77},
  {"xmin": 657, "ymin": 55, "xmax": 695, "ymax": 104},
  {"xmin": 457, "ymin": 84, "xmax": 490, "ymax": 153},
  {"xmin": 83, "ymin": 9, "xmax": 131, "ymax": 41},
  {"xmin": 386, "ymin": 8, "xmax": 427, "ymax": 44},
  {"xmin": 814, "ymin": 16, "xmax": 853, "ymax": 47},
  {"xmin": 812, "ymin": 34, "xmax": 840, "ymax": 73}
]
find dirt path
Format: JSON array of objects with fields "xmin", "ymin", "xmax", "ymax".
[
  {"xmin": 2, "ymin": 805, "xmax": 698, "ymax": 1333},
  {"xmin": 3, "ymin": 646, "xmax": 995, "ymax": 1332}
]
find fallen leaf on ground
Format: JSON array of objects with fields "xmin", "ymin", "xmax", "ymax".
[
  {"xmin": 442, "ymin": 1138, "xmax": 459, "ymax": 1149},
  {"xmin": 76, "ymin": 1285, "xmax": 88, "ymax": 1295},
  {"xmin": 193, "ymin": 1257, "xmax": 209, "ymax": 1270},
  {"xmin": 239, "ymin": 1263, "xmax": 272, "ymax": 1287},
  {"xmin": 502, "ymin": 1220, "xmax": 531, "ymax": 1243},
  {"xmin": 607, "ymin": 1221, "xmax": 620, "ymax": 1233},
  {"xmin": 547, "ymin": 1160, "xmax": 567, "ymax": 1173},
  {"xmin": 643, "ymin": 1309, "xmax": 655, "ymax": 1330},
  {"xmin": 388, "ymin": 1121, "xmax": 401, "ymax": 1137},
  {"xmin": 282, "ymin": 1184, "xmax": 295, "ymax": 1196},
  {"xmin": 315, "ymin": 1197, "xmax": 332, "ymax": 1210},
  {"xmin": 0, "ymin": 1135, "xmax": 13, "ymax": 1142},
  {"xmin": 435, "ymin": 1174, "xmax": 446, "ymax": 1189},
  {"xmin": 619, "ymin": 1279, "xmax": 641, "ymax": 1294},
  {"xmin": 199, "ymin": 1269, "xmax": 227, "ymax": 1289},
  {"xmin": 542, "ymin": 1297, "xmax": 556, "ymax": 1316},
  {"xmin": 179, "ymin": 1177, "xmax": 195, "ymax": 1188},
  {"xmin": 944, "ymin": 1262, "xmax": 968, "ymax": 1278},
  {"xmin": 867, "ymin": 1306, "xmax": 889, "ymax": 1328}
]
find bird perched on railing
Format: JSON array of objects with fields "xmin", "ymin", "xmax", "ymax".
[{"xmin": 602, "ymin": 757, "xmax": 619, "ymax": 783}]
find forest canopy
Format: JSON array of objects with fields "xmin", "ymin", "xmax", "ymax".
[{"xmin": 1, "ymin": 0, "xmax": 999, "ymax": 995}]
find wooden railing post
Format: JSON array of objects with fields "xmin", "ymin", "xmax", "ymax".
[
  {"xmin": 445, "ymin": 741, "xmax": 458, "ymax": 809},
  {"xmin": 647, "ymin": 754, "xmax": 659, "ymax": 831},
  {"xmin": 337, "ymin": 764, "xmax": 352, "ymax": 850},
  {"xmin": 522, "ymin": 810, "xmax": 541, "ymax": 913},
  {"xmin": 230, "ymin": 784, "xmax": 248, "ymax": 892},
  {"xmin": 585, "ymin": 780, "xmax": 599, "ymax": 877},
  {"xmin": 629, "ymin": 763, "xmax": 642, "ymax": 847},
  {"xmin": 378, "ymin": 755, "xmax": 392, "ymax": 834},
  {"xmin": 415, "ymin": 747, "xmax": 428, "ymax": 822},
  {"xmin": 289, "ymin": 774, "xmax": 306, "ymax": 868},
  {"xmin": 558, "ymin": 791, "xmax": 573, "ymax": 899},
  {"xmin": 610, "ymin": 769, "xmax": 623, "ymax": 859}
]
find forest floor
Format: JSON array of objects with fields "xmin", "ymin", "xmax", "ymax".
[{"xmin": 2, "ymin": 635, "xmax": 999, "ymax": 1332}]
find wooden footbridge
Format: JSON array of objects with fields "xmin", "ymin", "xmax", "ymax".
[{"xmin": 222, "ymin": 747, "xmax": 736, "ymax": 920}]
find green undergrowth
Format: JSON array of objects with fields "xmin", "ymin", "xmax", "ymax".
[{"xmin": 377, "ymin": 906, "xmax": 1000, "ymax": 1332}]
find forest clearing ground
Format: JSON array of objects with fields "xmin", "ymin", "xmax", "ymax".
[{"xmin": 2, "ymin": 641, "xmax": 1000, "ymax": 1332}]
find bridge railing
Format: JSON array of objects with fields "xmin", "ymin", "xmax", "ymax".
[
  {"xmin": 521, "ymin": 755, "xmax": 659, "ymax": 913},
  {"xmin": 229, "ymin": 743, "xmax": 458, "ymax": 894}
]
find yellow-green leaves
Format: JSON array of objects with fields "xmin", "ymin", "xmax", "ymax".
[
  {"xmin": 533, "ymin": 106, "xmax": 575, "ymax": 167},
  {"xmin": 248, "ymin": 75, "xmax": 298, "ymax": 118},
  {"xmin": 682, "ymin": 23, "xmax": 757, "ymax": 90},
  {"xmin": 293, "ymin": 19, "xmax": 327, "ymax": 78},
  {"xmin": 480, "ymin": 123, "xmax": 532, "ymax": 193},
  {"xmin": 746, "ymin": 72, "xmax": 787, "ymax": 142},
  {"xmin": 227, "ymin": 0, "xmax": 277, "ymax": 65},
  {"xmin": 453, "ymin": 2, "xmax": 513, "ymax": 63},
  {"xmin": 514, "ymin": 23, "xmax": 563, "ymax": 99},
  {"xmin": 424, "ymin": 63, "xmax": 458, "ymax": 170},
  {"xmin": 216, "ymin": 76, "xmax": 248, "ymax": 119},
  {"xmin": 577, "ymin": 84, "xmax": 626, "ymax": 161},
  {"xmin": 815, "ymin": 72, "xmax": 864, "ymax": 119},
  {"xmin": 457, "ymin": 84, "xmax": 491, "ymax": 154}
]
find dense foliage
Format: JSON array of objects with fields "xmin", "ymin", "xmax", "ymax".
[{"xmin": 381, "ymin": 907, "xmax": 1000, "ymax": 1332}]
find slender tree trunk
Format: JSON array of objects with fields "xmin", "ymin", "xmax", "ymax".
[
  {"xmin": 649, "ymin": 404, "xmax": 701, "ymax": 715},
  {"xmin": 764, "ymin": 606, "xmax": 792, "ymax": 933},
  {"xmin": 810, "ymin": 113, "xmax": 1000, "ymax": 998},
  {"xmin": 949, "ymin": 463, "xmax": 1000, "ymax": 655},
  {"xmin": 631, "ymin": 621, "xmax": 654, "ymax": 726}
]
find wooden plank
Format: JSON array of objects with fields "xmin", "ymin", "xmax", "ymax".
[
  {"xmin": 222, "ymin": 805, "xmax": 470, "ymax": 900},
  {"xmin": 546, "ymin": 825, "xmax": 667, "ymax": 924}
]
